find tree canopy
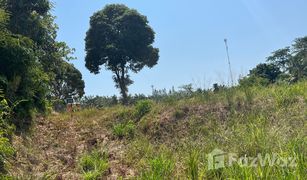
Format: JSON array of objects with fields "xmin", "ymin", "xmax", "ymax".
[
  {"xmin": 249, "ymin": 63, "xmax": 282, "ymax": 83},
  {"xmin": 267, "ymin": 36, "xmax": 307, "ymax": 82},
  {"xmin": 85, "ymin": 4, "xmax": 159, "ymax": 104}
]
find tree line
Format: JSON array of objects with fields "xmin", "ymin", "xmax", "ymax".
[{"xmin": 240, "ymin": 36, "xmax": 307, "ymax": 86}]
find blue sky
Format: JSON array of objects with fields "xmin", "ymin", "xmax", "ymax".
[{"xmin": 52, "ymin": 0, "xmax": 307, "ymax": 96}]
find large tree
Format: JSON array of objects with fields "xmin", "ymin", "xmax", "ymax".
[{"xmin": 85, "ymin": 4, "xmax": 159, "ymax": 104}]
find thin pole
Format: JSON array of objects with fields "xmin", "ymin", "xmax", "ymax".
[{"xmin": 224, "ymin": 39, "xmax": 234, "ymax": 86}]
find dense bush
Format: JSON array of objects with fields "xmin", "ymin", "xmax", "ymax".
[{"xmin": 0, "ymin": 28, "xmax": 49, "ymax": 129}]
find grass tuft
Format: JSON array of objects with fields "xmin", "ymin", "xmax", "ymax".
[{"xmin": 79, "ymin": 150, "xmax": 109, "ymax": 180}]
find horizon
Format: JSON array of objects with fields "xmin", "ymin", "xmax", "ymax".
[{"xmin": 53, "ymin": 0, "xmax": 307, "ymax": 96}]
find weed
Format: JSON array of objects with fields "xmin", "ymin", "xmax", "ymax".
[
  {"xmin": 78, "ymin": 150, "xmax": 109, "ymax": 180},
  {"xmin": 186, "ymin": 149, "xmax": 200, "ymax": 180},
  {"xmin": 134, "ymin": 100, "xmax": 153, "ymax": 119},
  {"xmin": 113, "ymin": 120, "xmax": 136, "ymax": 139}
]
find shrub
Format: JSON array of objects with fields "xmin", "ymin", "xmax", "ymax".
[
  {"xmin": 113, "ymin": 123, "xmax": 126, "ymax": 138},
  {"xmin": 0, "ymin": 92, "xmax": 15, "ymax": 174},
  {"xmin": 79, "ymin": 150, "xmax": 109, "ymax": 180},
  {"xmin": 134, "ymin": 100, "xmax": 153, "ymax": 119},
  {"xmin": 113, "ymin": 121, "xmax": 136, "ymax": 139}
]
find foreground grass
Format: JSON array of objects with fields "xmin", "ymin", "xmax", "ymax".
[
  {"xmin": 78, "ymin": 150, "xmax": 109, "ymax": 180},
  {"xmin": 10, "ymin": 81, "xmax": 307, "ymax": 179}
]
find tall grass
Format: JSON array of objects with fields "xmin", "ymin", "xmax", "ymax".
[
  {"xmin": 140, "ymin": 153, "xmax": 174, "ymax": 180},
  {"xmin": 186, "ymin": 149, "xmax": 200, "ymax": 180},
  {"xmin": 21, "ymin": 81, "xmax": 306, "ymax": 179},
  {"xmin": 124, "ymin": 81, "xmax": 306, "ymax": 179}
]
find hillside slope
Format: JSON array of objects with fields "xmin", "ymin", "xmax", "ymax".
[{"xmin": 9, "ymin": 81, "xmax": 307, "ymax": 179}]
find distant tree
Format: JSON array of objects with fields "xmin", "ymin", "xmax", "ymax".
[
  {"xmin": 85, "ymin": 4, "xmax": 159, "ymax": 104},
  {"xmin": 50, "ymin": 61, "xmax": 85, "ymax": 100},
  {"xmin": 239, "ymin": 76, "xmax": 270, "ymax": 87},
  {"xmin": 213, "ymin": 83, "xmax": 226, "ymax": 92},
  {"xmin": 249, "ymin": 63, "xmax": 282, "ymax": 83},
  {"xmin": 291, "ymin": 37, "xmax": 307, "ymax": 80},
  {"xmin": 238, "ymin": 63, "xmax": 281, "ymax": 87},
  {"xmin": 267, "ymin": 47, "xmax": 291, "ymax": 73},
  {"xmin": 81, "ymin": 95, "xmax": 118, "ymax": 108},
  {"xmin": 267, "ymin": 36, "xmax": 307, "ymax": 82}
]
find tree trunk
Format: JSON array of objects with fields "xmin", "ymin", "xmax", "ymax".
[
  {"xmin": 115, "ymin": 69, "xmax": 129, "ymax": 105},
  {"xmin": 119, "ymin": 84, "xmax": 128, "ymax": 105}
]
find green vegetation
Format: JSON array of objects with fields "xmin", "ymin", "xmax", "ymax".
[
  {"xmin": 134, "ymin": 99, "xmax": 153, "ymax": 120},
  {"xmin": 0, "ymin": 0, "xmax": 85, "ymax": 129},
  {"xmin": 7, "ymin": 80, "xmax": 306, "ymax": 178},
  {"xmin": 241, "ymin": 36, "xmax": 307, "ymax": 86},
  {"xmin": 0, "ymin": 1, "xmax": 306, "ymax": 179},
  {"xmin": 78, "ymin": 150, "xmax": 109, "ymax": 180},
  {"xmin": 85, "ymin": 4, "xmax": 159, "ymax": 104},
  {"xmin": 0, "ymin": 0, "xmax": 85, "ymax": 176},
  {"xmin": 113, "ymin": 120, "xmax": 136, "ymax": 139},
  {"xmin": 186, "ymin": 149, "xmax": 200, "ymax": 180},
  {"xmin": 0, "ymin": 92, "xmax": 15, "ymax": 175},
  {"xmin": 140, "ymin": 153, "xmax": 174, "ymax": 180}
]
